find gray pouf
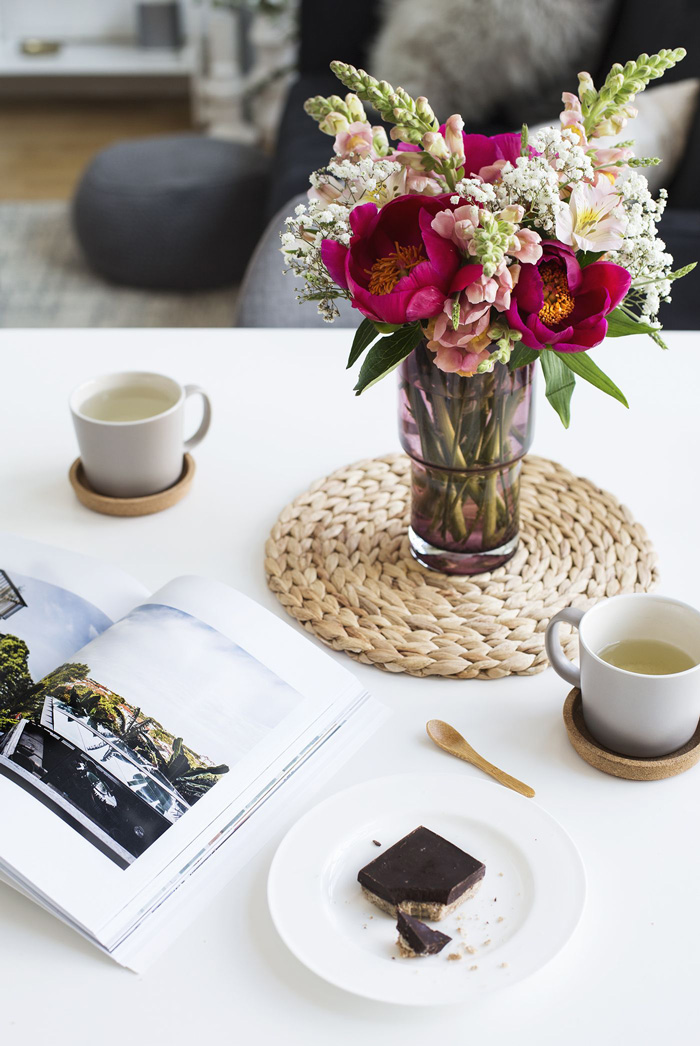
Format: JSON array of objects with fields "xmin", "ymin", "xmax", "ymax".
[{"xmin": 72, "ymin": 134, "xmax": 270, "ymax": 291}]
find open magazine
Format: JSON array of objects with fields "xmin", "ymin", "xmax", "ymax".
[{"xmin": 0, "ymin": 534, "xmax": 385, "ymax": 971}]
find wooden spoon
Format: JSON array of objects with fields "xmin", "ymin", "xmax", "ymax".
[{"xmin": 426, "ymin": 720, "xmax": 535, "ymax": 799}]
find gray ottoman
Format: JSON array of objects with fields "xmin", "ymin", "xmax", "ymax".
[{"xmin": 73, "ymin": 134, "xmax": 270, "ymax": 291}]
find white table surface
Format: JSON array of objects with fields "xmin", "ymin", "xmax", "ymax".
[{"xmin": 1, "ymin": 327, "xmax": 698, "ymax": 1045}]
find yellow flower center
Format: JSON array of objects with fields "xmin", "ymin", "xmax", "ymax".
[
  {"xmin": 538, "ymin": 261, "xmax": 575, "ymax": 327},
  {"xmin": 367, "ymin": 242, "xmax": 425, "ymax": 296},
  {"xmin": 575, "ymin": 205, "xmax": 604, "ymax": 235}
]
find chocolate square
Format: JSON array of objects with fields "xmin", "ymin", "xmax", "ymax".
[{"xmin": 358, "ymin": 826, "xmax": 485, "ymax": 916}]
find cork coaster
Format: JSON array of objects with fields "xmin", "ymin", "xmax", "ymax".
[
  {"xmin": 69, "ymin": 455, "xmax": 195, "ymax": 517},
  {"xmin": 265, "ymin": 453, "xmax": 659, "ymax": 680},
  {"xmin": 563, "ymin": 689, "xmax": 700, "ymax": 780}
]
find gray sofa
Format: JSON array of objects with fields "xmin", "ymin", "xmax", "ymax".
[{"xmin": 235, "ymin": 195, "xmax": 358, "ymax": 328}]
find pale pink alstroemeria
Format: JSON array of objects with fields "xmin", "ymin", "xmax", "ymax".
[
  {"xmin": 333, "ymin": 121, "xmax": 374, "ymax": 158},
  {"xmin": 556, "ymin": 179, "xmax": 625, "ymax": 252}
]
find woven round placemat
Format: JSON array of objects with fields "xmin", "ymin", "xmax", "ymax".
[{"xmin": 265, "ymin": 454, "xmax": 659, "ymax": 679}]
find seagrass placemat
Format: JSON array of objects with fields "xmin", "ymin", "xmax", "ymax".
[{"xmin": 264, "ymin": 454, "xmax": 659, "ymax": 679}]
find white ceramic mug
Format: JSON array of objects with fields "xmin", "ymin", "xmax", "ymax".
[
  {"xmin": 70, "ymin": 371, "xmax": 211, "ymax": 498},
  {"xmin": 546, "ymin": 594, "xmax": 700, "ymax": 757}
]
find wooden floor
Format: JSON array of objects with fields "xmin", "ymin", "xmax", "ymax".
[{"xmin": 0, "ymin": 99, "xmax": 194, "ymax": 200}]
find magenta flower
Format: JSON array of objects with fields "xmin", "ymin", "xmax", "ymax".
[
  {"xmin": 506, "ymin": 241, "xmax": 631, "ymax": 353},
  {"xmin": 321, "ymin": 194, "xmax": 483, "ymax": 325}
]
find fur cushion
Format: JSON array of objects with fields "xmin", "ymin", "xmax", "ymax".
[{"xmin": 368, "ymin": 0, "xmax": 616, "ymax": 126}]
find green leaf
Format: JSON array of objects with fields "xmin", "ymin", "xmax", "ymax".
[
  {"xmin": 373, "ymin": 322, "xmax": 402, "ymax": 334},
  {"xmin": 605, "ymin": 307, "xmax": 660, "ymax": 338},
  {"xmin": 541, "ymin": 350, "xmax": 575, "ymax": 428},
  {"xmin": 346, "ymin": 318, "xmax": 380, "ymax": 369},
  {"xmin": 577, "ymin": 250, "xmax": 605, "ymax": 268},
  {"xmin": 354, "ymin": 323, "xmax": 423, "ymax": 395},
  {"xmin": 508, "ymin": 344, "xmax": 539, "ymax": 371},
  {"xmin": 558, "ymin": 351, "xmax": 628, "ymax": 408}
]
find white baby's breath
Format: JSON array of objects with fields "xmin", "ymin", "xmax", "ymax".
[{"xmin": 607, "ymin": 174, "xmax": 672, "ymax": 322}]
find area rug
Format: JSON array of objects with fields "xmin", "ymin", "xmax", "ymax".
[{"xmin": 0, "ymin": 202, "xmax": 238, "ymax": 328}]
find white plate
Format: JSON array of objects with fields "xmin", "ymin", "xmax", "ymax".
[{"xmin": 267, "ymin": 772, "xmax": 586, "ymax": 1006}]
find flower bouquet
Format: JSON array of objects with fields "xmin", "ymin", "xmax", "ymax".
[{"xmin": 282, "ymin": 50, "xmax": 695, "ymax": 574}]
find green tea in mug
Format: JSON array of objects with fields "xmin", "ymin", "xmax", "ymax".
[{"xmin": 597, "ymin": 638, "xmax": 697, "ymax": 675}]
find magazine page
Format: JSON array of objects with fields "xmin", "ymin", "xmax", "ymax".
[
  {"xmin": 0, "ymin": 534, "xmax": 149, "ymax": 678},
  {"xmin": 0, "ymin": 573, "xmax": 374, "ymax": 948}
]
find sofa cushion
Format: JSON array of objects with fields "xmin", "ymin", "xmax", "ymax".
[{"xmin": 656, "ymin": 210, "xmax": 700, "ymax": 329}]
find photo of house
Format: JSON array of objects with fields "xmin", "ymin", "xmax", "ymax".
[{"xmin": 0, "ymin": 571, "xmax": 27, "ymax": 621}]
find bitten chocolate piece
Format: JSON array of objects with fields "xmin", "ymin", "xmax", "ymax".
[
  {"xmin": 358, "ymin": 826, "xmax": 485, "ymax": 920},
  {"xmin": 396, "ymin": 910, "xmax": 451, "ymax": 958}
]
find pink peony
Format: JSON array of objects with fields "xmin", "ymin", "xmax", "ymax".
[
  {"xmin": 506, "ymin": 240, "xmax": 631, "ymax": 352},
  {"xmin": 320, "ymin": 194, "xmax": 483, "ymax": 325}
]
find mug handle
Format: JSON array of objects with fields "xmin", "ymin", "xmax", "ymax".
[
  {"xmin": 183, "ymin": 385, "xmax": 212, "ymax": 451},
  {"xmin": 545, "ymin": 607, "xmax": 585, "ymax": 688}
]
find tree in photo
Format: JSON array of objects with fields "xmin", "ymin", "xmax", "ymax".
[{"xmin": 0, "ymin": 633, "xmax": 41, "ymax": 731}]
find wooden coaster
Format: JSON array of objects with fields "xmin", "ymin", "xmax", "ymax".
[
  {"xmin": 265, "ymin": 453, "xmax": 659, "ymax": 680},
  {"xmin": 563, "ymin": 689, "xmax": 700, "ymax": 780},
  {"xmin": 69, "ymin": 455, "xmax": 195, "ymax": 517}
]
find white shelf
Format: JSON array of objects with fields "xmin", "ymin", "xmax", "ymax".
[{"xmin": 0, "ymin": 40, "xmax": 195, "ymax": 77}]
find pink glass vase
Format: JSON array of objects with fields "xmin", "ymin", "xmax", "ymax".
[{"xmin": 398, "ymin": 341, "xmax": 536, "ymax": 575}]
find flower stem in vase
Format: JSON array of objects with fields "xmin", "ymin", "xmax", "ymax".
[{"xmin": 398, "ymin": 341, "xmax": 535, "ymax": 575}]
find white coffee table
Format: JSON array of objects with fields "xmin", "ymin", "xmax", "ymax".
[{"xmin": 1, "ymin": 327, "xmax": 698, "ymax": 1044}]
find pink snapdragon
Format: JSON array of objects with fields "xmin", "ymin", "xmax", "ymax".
[
  {"xmin": 442, "ymin": 114, "xmax": 466, "ymax": 167},
  {"xmin": 426, "ymin": 260, "xmax": 522, "ymax": 373},
  {"xmin": 462, "ymin": 260, "xmax": 519, "ymax": 312},
  {"xmin": 510, "ymin": 227, "xmax": 542, "ymax": 263},
  {"xmin": 333, "ymin": 121, "xmax": 375, "ymax": 159},
  {"xmin": 426, "ymin": 297, "xmax": 492, "ymax": 375},
  {"xmin": 431, "ymin": 203, "xmax": 542, "ymax": 268},
  {"xmin": 591, "ymin": 105, "xmax": 638, "ymax": 139},
  {"xmin": 560, "ymin": 91, "xmax": 587, "ymax": 145},
  {"xmin": 590, "ymin": 144, "xmax": 634, "ymax": 183},
  {"xmin": 431, "ymin": 203, "xmax": 480, "ymax": 254}
]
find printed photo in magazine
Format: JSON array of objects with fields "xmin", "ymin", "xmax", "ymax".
[{"xmin": 1, "ymin": 585, "xmax": 302, "ymax": 869}]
